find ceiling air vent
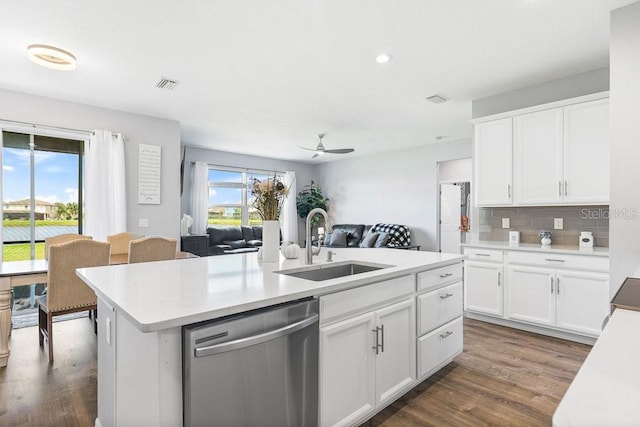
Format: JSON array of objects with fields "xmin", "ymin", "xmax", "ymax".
[
  {"xmin": 155, "ymin": 77, "xmax": 178, "ymax": 90},
  {"xmin": 426, "ymin": 94, "xmax": 448, "ymax": 104}
]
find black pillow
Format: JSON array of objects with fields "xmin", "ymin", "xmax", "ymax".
[
  {"xmin": 223, "ymin": 239, "xmax": 247, "ymax": 249},
  {"xmin": 359, "ymin": 231, "xmax": 380, "ymax": 248},
  {"xmin": 328, "ymin": 230, "xmax": 348, "ymax": 247}
]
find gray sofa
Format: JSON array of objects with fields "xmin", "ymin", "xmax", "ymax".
[
  {"xmin": 206, "ymin": 225, "xmax": 264, "ymax": 255},
  {"xmin": 324, "ymin": 223, "xmax": 411, "ymax": 248}
]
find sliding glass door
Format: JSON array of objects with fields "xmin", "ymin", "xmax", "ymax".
[{"xmin": 1, "ymin": 129, "xmax": 84, "ymax": 322}]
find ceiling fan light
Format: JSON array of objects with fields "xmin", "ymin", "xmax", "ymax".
[{"xmin": 27, "ymin": 44, "xmax": 76, "ymax": 71}]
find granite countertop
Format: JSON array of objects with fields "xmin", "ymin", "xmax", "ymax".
[
  {"xmin": 77, "ymin": 248, "xmax": 463, "ymax": 333},
  {"xmin": 462, "ymin": 241, "xmax": 609, "ymax": 257}
]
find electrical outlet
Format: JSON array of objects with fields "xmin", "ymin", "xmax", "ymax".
[
  {"xmin": 502, "ymin": 218, "xmax": 510, "ymax": 229},
  {"xmin": 554, "ymin": 218, "xmax": 564, "ymax": 230},
  {"xmin": 139, "ymin": 218, "xmax": 149, "ymax": 228}
]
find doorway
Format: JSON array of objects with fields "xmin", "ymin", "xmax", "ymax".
[{"xmin": 437, "ymin": 158, "xmax": 472, "ymax": 254}]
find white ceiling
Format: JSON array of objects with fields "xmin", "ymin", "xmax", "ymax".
[{"xmin": 0, "ymin": 0, "xmax": 635, "ymax": 163}]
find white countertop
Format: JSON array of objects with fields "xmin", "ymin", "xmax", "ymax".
[
  {"xmin": 553, "ymin": 308, "xmax": 640, "ymax": 426},
  {"xmin": 462, "ymin": 241, "xmax": 609, "ymax": 257},
  {"xmin": 77, "ymin": 248, "xmax": 463, "ymax": 332}
]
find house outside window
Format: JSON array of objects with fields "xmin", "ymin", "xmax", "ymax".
[{"xmin": 208, "ymin": 168, "xmax": 281, "ymax": 226}]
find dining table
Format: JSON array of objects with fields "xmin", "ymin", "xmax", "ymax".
[{"xmin": 0, "ymin": 251, "xmax": 196, "ymax": 368}]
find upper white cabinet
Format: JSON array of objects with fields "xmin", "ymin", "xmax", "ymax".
[
  {"xmin": 474, "ymin": 117, "xmax": 513, "ymax": 205},
  {"xmin": 474, "ymin": 94, "xmax": 609, "ymax": 206},
  {"xmin": 513, "ymin": 108, "xmax": 564, "ymax": 204},
  {"xmin": 563, "ymin": 99, "xmax": 610, "ymax": 203}
]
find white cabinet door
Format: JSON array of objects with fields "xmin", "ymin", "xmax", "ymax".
[
  {"xmin": 320, "ymin": 312, "xmax": 376, "ymax": 427},
  {"xmin": 464, "ymin": 261, "xmax": 503, "ymax": 316},
  {"xmin": 506, "ymin": 265, "xmax": 556, "ymax": 327},
  {"xmin": 513, "ymin": 108, "xmax": 564, "ymax": 204},
  {"xmin": 474, "ymin": 118, "xmax": 513, "ymax": 205},
  {"xmin": 374, "ymin": 299, "xmax": 415, "ymax": 406},
  {"xmin": 556, "ymin": 270, "xmax": 609, "ymax": 336},
  {"xmin": 563, "ymin": 98, "xmax": 610, "ymax": 204}
]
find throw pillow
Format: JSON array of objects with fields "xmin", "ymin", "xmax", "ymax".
[
  {"xmin": 328, "ymin": 230, "xmax": 348, "ymax": 247},
  {"xmin": 359, "ymin": 231, "xmax": 380, "ymax": 248},
  {"xmin": 374, "ymin": 232, "xmax": 389, "ymax": 248}
]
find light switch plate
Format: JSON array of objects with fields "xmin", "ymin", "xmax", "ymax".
[
  {"xmin": 139, "ymin": 218, "xmax": 149, "ymax": 228},
  {"xmin": 554, "ymin": 218, "xmax": 564, "ymax": 230},
  {"xmin": 502, "ymin": 218, "xmax": 510, "ymax": 229}
]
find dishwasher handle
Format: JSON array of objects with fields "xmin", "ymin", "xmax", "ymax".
[{"xmin": 194, "ymin": 313, "xmax": 319, "ymax": 358}]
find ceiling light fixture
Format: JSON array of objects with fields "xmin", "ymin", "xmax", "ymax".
[
  {"xmin": 375, "ymin": 53, "xmax": 392, "ymax": 64},
  {"xmin": 27, "ymin": 44, "xmax": 76, "ymax": 71}
]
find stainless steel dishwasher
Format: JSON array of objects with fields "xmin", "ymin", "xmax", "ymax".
[{"xmin": 183, "ymin": 298, "xmax": 319, "ymax": 427}]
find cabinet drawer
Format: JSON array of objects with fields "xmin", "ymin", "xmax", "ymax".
[
  {"xmin": 320, "ymin": 275, "xmax": 414, "ymax": 325},
  {"xmin": 417, "ymin": 263, "xmax": 462, "ymax": 293},
  {"xmin": 417, "ymin": 282, "xmax": 463, "ymax": 336},
  {"xmin": 463, "ymin": 248, "xmax": 504, "ymax": 262},
  {"xmin": 417, "ymin": 317, "xmax": 463, "ymax": 379},
  {"xmin": 507, "ymin": 251, "xmax": 609, "ymax": 272}
]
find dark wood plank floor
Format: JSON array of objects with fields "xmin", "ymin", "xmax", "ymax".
[
  {"xmin": 364, "ymin": 319, "xmax": 591, "ymax": 427},
  {"xmin": 0, "ymin": 317, "xmax": 590, "ymax": 427}
]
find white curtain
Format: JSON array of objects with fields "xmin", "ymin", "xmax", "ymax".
[
  {"xmin": 191, "ymin": 161, "xmax": 209, "ymax": 234},
  {"xmin": 282, "ymin": 171, "xmax": 298, "ymax": 243},
  {"xmin": 85, "ymin": 130, "xmax": 127, "ymax": 242}
]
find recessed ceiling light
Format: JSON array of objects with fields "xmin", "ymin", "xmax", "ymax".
[
  {"xmin": 375, "ymin": 53, "xmax": 392, "ymax": 64},
  {"xmin": 27, "ymin": 44, "xmax": 76, "ymax": 71}
]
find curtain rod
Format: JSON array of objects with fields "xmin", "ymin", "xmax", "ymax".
[
  {"xmin": 189, "ymin": 161, "xmax": 285, "ymax": 175},
  {"xmin": 0, "ymin": 118, "xmax": 94, "ymax": 136}
]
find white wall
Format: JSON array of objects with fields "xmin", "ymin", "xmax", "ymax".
[
  {"xmin": 472, "ymin": 68, "xmax": 609, "ymax": 119},
  {"xmin": 181, "ymin": 146, "xmax": 316, "ymax": 245},
  {"xmin": 610, "ymin": 2, "xmax": 640, "ymax": 298},
  {"xmin": 0, "ymin": 88, "xmax": 181, "ymax": 239},
  {"xmin": 316, "ymin": 139, "xmax": 472, "ymax": 251}
]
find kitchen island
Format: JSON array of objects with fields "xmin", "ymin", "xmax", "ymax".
[{"xmin": 78, "ymin": 247, "xmax": 464, "ymax": 427}]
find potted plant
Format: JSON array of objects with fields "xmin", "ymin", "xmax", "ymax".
[{"xmin": 296, "ymin": 181, "xmax": 329, "ymax": 226}]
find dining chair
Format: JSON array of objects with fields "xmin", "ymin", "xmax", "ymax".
[
  {"xmin": 38, "ymin": 239, "xmax": 110, "ymax": 363},
  {"xmin": 128, "ymin": 236, "xmax": 178, "ymax": 264},
  {"xmin": 107, "ymin": 232, "xmax": 144, "ymax": 255},
  {"xmin": 44, "ymin": 233, "xmax": 92, "ymax": 260}
]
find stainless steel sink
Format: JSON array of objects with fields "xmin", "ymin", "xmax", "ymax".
[{"xmin": 276, "ymin": 261, "xmax": 392, "ymax": 282}]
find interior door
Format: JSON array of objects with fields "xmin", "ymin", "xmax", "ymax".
[{"xmin": 440, "ymin": 183, "xmax": 461, "ymax": 254}]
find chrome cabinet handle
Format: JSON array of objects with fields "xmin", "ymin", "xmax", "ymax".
[
  {"xmin": 557, "ymin": 277, "xmax": 560, "ymax": 294},
  {"xmin": 550, "ymin": 277, "xmax": 554, "ymax": 294},
  {"xmin": 558, "ymin": 181, "xmax": 562, "ymax": 197},
  {"xmin": 475, "ymin": 253, "xmax": 491, "ymax": 257},
  {"xmin": 497, "ymin": 272, "xmax": 501, "ymax": 286},
  {"xmin": 372, "ymin": 327, "xmax": 379, "ymax": 354},
  {"xmin": 544, "ymin": 258, "xmax": 565, "ymax": 263},
  {"xmin": 372, "ymin": 325, "xmax": 384, "ymax": 354},
  {"xmin": 439, "ymin": 272, "xmax": 453, "ymax": 278},
  {"xmin": 564, "ymin": 181, "xmax": 568, "ymax": 197},
  {"xmin": 440, "ymin": 331, "xmax": 453, "ymax": 339},
  {"xmin": 507, "ymin": 184, "xmax": 512, "ymax": 198},
  {"xmin": 440, "ymin": 293, "xmax": 454, "ymax": 300}
]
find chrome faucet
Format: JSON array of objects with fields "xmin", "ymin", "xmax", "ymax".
[{"xmin": 305, "ymin": 208, "xmax": 332, "ymax": 264}]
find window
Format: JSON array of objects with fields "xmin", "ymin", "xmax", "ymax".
[
  {"xmin": 2, "ymin": 129, "xmax": 84, "ymax": 327},
  {"xmin": 208, "ymin": 168, "xmax": 280, "ymax": 226}
]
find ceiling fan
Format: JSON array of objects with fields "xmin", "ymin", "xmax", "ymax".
[{"xmin": 301, "ymin": 134, "xmax": 355, "ymax": 158}]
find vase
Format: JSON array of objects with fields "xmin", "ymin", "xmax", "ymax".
[
  {"xmin": 261, "ymin": 220, "xmax": 280, "ymax": 263},
  {"xmin": 541, "ymin": 237, "xmax": 552, "ymax": 245}
]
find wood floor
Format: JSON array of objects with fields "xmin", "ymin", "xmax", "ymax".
[{"xmin": 0, "ymin": 317, "xmax": 590, "ymax": 427}]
